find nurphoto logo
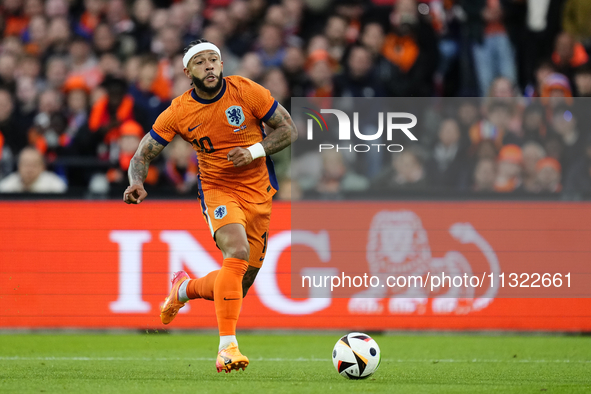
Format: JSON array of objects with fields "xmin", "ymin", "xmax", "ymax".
[{"xmin": 304, "ymin": 107, "xmax": 418, "ymax": 153}]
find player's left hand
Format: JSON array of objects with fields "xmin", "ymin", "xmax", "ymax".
[{"xmin": 227, "ymin": 147, "xmax": 253, "ymax": 167}]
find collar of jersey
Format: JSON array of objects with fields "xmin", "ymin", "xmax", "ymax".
[{"xmin": 191, "ymin": 78, "xmax": 226, "ymax": 104}]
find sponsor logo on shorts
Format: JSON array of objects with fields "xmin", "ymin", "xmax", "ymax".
[{"xmin": 214, "ymin": 205, "xmax": 227, "ymax": 219}]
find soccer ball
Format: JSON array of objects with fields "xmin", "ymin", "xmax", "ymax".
[{"xmin": 332, "ymin": 332, "xmax": 381, "ymax": 379}]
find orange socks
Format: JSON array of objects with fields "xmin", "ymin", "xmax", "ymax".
[
  {"xmin": 186, "ymin": 270, "xmax": 219, "ymax": 301},
  {"xmin": 214, "ymin": 257, "xmax": 248, "ymax": 336},
  {"xmin": 184, "ymin": 258, "xmax": 248, "ymax": 336}
]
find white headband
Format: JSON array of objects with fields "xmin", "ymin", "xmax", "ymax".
[{"xmin": 183, "ymin": 43, "xmax": 222, "ymax": 67}]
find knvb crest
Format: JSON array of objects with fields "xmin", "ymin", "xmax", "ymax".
[
  {"xmin": 225, "ymin": 106, "xmax": 245, "ymax": 127},
  {"xmin": 214, "ymin": 205, "xmax": 227, "ymax": 219}
]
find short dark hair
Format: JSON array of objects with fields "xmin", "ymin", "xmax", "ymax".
[{"xmin": 183, "ymin": 39, "xmax": 210, "ymax": 56}]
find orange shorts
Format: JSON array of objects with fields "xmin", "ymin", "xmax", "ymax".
[{"xmin": 199, "ymin": 188, "xmax": 272, "ymax": 269}]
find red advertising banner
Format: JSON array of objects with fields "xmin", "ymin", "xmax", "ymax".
[{"xmin": 1, "ymin": 201, "xmax": 590, "ymax": 331}]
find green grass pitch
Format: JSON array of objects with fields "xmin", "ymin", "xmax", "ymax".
[{"xmin": 0, "ymin": 333, "xmax": 590, "ymax": 393}]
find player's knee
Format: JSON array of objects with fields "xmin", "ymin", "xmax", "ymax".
[{"xmin": 226, "ymin": 244, "xmax": 250, "ymax": 261}]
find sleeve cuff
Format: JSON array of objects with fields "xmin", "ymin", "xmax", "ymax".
[
  {"xmin": 150, "ymin": 129, "xmax": 170, "ymax": 146},
  {"xmin": 262, "ymin": 100, "xmax": 278, "ymax": 123}
]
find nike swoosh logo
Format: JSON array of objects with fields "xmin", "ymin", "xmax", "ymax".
[
  {"xmin": 188, "ymin": 123, "xmax": 202, "ymax": 132},
  {"xmin": 223, "ymin": 297, "xmax": 241, "ymax": 301},
  {"xmin": 259, "ymin": 257, "xmax": 264, "ymax": 261}
]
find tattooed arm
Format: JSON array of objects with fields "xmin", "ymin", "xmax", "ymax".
[
  {"xmin": 260, "ymin": 103, "xmax": 298, "ymax": 155},
  {"xmin": 227, "ymin": 103, "xmax": 298, "ymax": 167},
  {"xmin": 123, "ymin": 133, "xmax": 166, "ymax": 204}
]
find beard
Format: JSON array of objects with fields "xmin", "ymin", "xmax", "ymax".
[{"xmin": 192, "ymin": 71, "xmax": 224, "ymax": 94}]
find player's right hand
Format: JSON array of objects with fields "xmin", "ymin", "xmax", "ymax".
[{"xmin": 123, "ymin": 184, "xmax": 148, "ymax": 204}]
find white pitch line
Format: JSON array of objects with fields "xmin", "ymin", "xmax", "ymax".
[{"xmin": 0, "ymin": 356, "xmax": 589, "ymax": 363}]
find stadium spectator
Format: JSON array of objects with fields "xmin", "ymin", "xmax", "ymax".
[
  {"xmin": 45, "ymin": 16, "xmax": 71, "ymax": 58},
  {"xmin": 128, "ymin": 55, "xmax": 170, "ymax": 127},
  {"xmin": 335, "ymin": 45, "xmax": 385, "ymax": 98},
  {"xmin": 324, "ymin": 14, "xmax": 348, "ymax": 63},
  {"xmin": 2, "ymin": 0, "xmax": 29, "ymax": 38},
  {"xmin": 564, "ymin": 135, "xmax": 591, "ymax": 197},
  {"xmin": 426, "ymin": 118, "xmax": 467, "ymax": 190},
  {"xmin": 486, "ymin": 76, "xmax": 524, "ymax": 139},
  {"xmin": 280, "ymin": 0, "xmax": 304, "ymax": 41},
  {"xmin": 0, "ymin": 53, "xmax": 17, "ymax": 92},
  {"xmin": 86, "ymin": 75, "xmax": 146, "ymax": 160},
  {"xmin": 540, "ymin": 72, "xmax": 573, "ymax": 113},
  {"xmin": 44, "ymin": 56, "xmax": 69, "ymax": 90},
  {"xmin": 98, "ymin": 52, "xmax": 123, "ymax": 79},
  {"xmin": 45, "ymin": 0, "xmax": 68, "ymax": 18},
  {"xmin": 520, "ymin": 103, "xmax": 548, "ymax": 146},
  {"xmin": 469, "ymin": 101, "xmax": 513, "ymax": 153},
  {"xmin": 315, "ymin": 150, "xmax": 369, "ymax": 198},
  {"xmin": 16, "ymin": 54, "xmax": 42, "ymax": 82},
  {"xmin": 22, "ymin": 15, "xmax": 48, "ymax": 57},
  {"xmin": 261, "ymin": 68, "xmax": 290, "ymax": 109},
  {"xmin": 0, "ymin": 87, "xmax": 25, "ymax": 147},
  {"xmin": 534, "ymin": 157, "xmax": 562, "ymax": 193},
  {"xmin": 67, "ymin": 36, "xmax": 102, "ymax": 90},
  {"xmin": 161, "ymin": 135, "xmax": 198, "ymax": 194},
  {"xmin": 488, "ymin": 75, "xmax": 518, "ymax": 98},
  {"xmin": 472, "ymin": 158, "xmax": 497, "ymax": 192},
  {"xmin": 382, "ymin": 0, "xmax": 439, "ymax": 97},
  {"xmin": 0, "ymin": 146, "xmax": 66, "ymax": 193},
  {"xmin": 456, "ymin": 99, "xmax": 481, "ymax": 145},
  {"xmin": 150, "ymin": 26, "xmax": 183, "ymax": 101},
  {"xmin": 281, "ymin": 46, "xmax": 307, "ymax": 97},
  {"xmin": 104, "ymin": 119, "xmax": 158, "ymax": 193},
  {"xmin": 359, "ymin": 22, "xmax": 394, "ymax": 89},
  {"xmin": 523, "ymin": 0, "xmax": 563, "ymax": 88},
  {"xmin": 223, "ymin": 3, "xmax": 256, "ymax": 58},
  {"xmin": 92, "ymin": 23, "xmax": 118, "ymax": 57},
  {"xmin": 551, "ymin": 103, "xmax": 584, "ymax": 176},
  {"xmin": 522, "ymin": 141, "xmax": 546, "ymax": 192},
  {"xmin": 63, "ymin": 76, "xmax": 90, "ymax": 144},
  {"xmin": 460, "ymin": 0, "xmax": 517, "ymax": 96},
  {"xmin": 105, "ymin": 0, "xmax": 134, "ymax": 36},
  {"xmin": 235, "ymin": 52, "xmax": 264, "ymax": 82},
  {"xmin": 14, "ymin": 76, "xmax": 38, "ymax": 132},
  {"xmin": 22, "ymin": 88, "xmax": 62, "ymax": 160},
  {"xmin": 256, "ymin": 24, "xmax": 287, "ymax": 68},
  {"xmin": 494, "ymin": 144, "xmax": 523, "ymax": 192},
  {"xmin": 130, "ymin": 0, "xmax": 155, "ymax": 54},
  {"xmin": 574, "ymin": 62, "xmax": 591, "ymax": 97},
  {"xmin": 372, "ymin": 148, "xmax": 428, "ymax": 191},
  {"xmin": 74, "ymin": 0, "xmax": 105, "ymax": 39},
  {"xmin": 304, "ymin": 49, "xmax": 339, "ymax": 100},
  {"xmin": 552, "ymin": 32, "xmax": 588, "ymax": 91},
  {"xmin": 562, "ymin": 0, "xmax": 591, "ymax": 52},
  {"xmin": 431, "ymin": 0, "xmax": 462, "ymax": 96},
  {"xmin": 524, "ymin": 60, "xmax": 555, "ymax": 98}
]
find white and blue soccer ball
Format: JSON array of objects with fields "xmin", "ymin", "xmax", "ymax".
[{"xmin": 332, "ymin": 332, "xmax": 381, "ymax": 379}]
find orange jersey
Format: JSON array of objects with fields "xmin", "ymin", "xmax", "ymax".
[{"xmin": 151, "ymin": 75, "xmax": 279, "ymax": 203}]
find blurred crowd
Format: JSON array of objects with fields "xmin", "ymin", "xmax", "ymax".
[
  {"xmin": 290, "ymin": 94, "xmax": 591, "ymax": 200},
  {"xmin": 0, "ymin": 0, "xmax": 590, "ymax": 199}
]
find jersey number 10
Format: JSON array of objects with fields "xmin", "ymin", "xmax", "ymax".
[{"xmin": 193, "ymin": 137, "xmax": 216, "ymax": 153}]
